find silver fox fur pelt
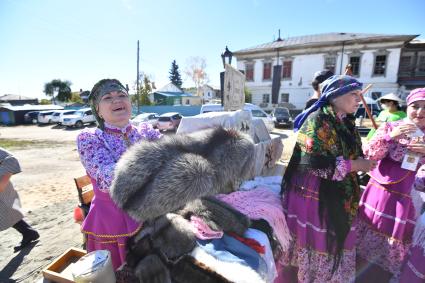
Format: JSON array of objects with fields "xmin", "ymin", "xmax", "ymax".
[{"xmin": 110, "ymin": 127, "xmax": 255, "ymax": 222}]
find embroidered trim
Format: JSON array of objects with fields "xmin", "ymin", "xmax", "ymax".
[
  {"xmin": 86, "ymin": 237, "xmax": 126, "ymax": 246},
  {"xmin": 368, "ymin": 180, "xmax": 413, "ymax": 198},
  {"xmin": 359, "ymin": 219, "xmax": 413, "ymax": 244},
  {"xmin": 286, "ymin": 213, "xmax": 356, "ymax": 233},
  {"xmin": 368, "ymin": 170, "xmax": 412, "ymax": 185},
  {"xmin": 406, "ymin": 260, "xmax": 425, "ymax": 279},
  {"xmin": 81, "ymin": 225, "xmax": 142, "ymax": 238},
  {"xmin": 360, "ymin": 201, "xmax": 416, "ymax": 225}
]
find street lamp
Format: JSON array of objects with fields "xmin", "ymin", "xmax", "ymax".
[
  {"xmin": 221, "ymin": 46, "xmax": 233, "ymax": 68},
  {"xmin": 220, "ymin": 46, "xmax": 233, "ymax": 105}
]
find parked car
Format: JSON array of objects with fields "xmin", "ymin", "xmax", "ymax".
[
  {"xmin": 37, "ymin": 111, "xmax": 57, "ymax": 124},
  {"xmin": 51, "ymin": 110, "xmax": 77, "ymax": 125},
  {"xmin": 200, "ymin": 103, "xmax": 275, "ymax": 132},
  {"xmin": 157, "ymin": 112, "xmax": 182, "ymax": 131},
  {"xmin": 62, "ymin": 108, "xmax": 96, "ymax": 128},
  {"xmin": 272, "ymin": 107, "xmax": 293, "ymax": 128},
  {"xmin": 24, "ymin": 111, "xmax": 40, "ymax": 124},
  {"xmin": 131, "ymin": 113, "xmax": 159, "ymax": 128}
]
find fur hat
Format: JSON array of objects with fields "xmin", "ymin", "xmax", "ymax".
[{"xmin": 110, "ymin": 127, "xmax": 255, "ymax": 222}]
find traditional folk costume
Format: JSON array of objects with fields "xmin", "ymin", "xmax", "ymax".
[
  {"xmin": 77, "ymin": 79, "xmax": 161, "ymax": 269},
  {"xmin": 77, "ymin": 122, "xmax": 161, "ymax": 269},
  {"xmin": 281, "ymin": 76, "xmax": 364, "ymax": 282},
  {"xmin": 357, "ymin": 88, "xmax": 425, "ymax": 277},
  {"xmin": 399, "ymin": 166, "xmax": 425, "ymax": 282}
]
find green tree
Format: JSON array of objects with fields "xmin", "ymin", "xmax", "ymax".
[
  {"xmin": 244, "ymin": 87, "xmax": 252, "ymax": 103},
  {"xmin": 169, "ymin": 60, "xmax": 183, "ymax": 88},
  {"xmin": 140, "ymin": 76, "xmax": 152, "ymax": 105},
  {"xmin": 70, "ymin": 92, "xmax": 83, "ymax": 103},
  {"xmin": 132, "ymin": 73, "xmax": 152, "ymax": 106},
  {"xmin": 44, "ymin": 79, "xmax": 72, "ymax": 103},
  {"xmin": 40, "ymin": 99, "xmax": 51, "ymax": 105}
]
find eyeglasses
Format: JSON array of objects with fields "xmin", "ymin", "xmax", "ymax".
[{"xmin": 100, "ymin": 93, "xmax": 129, "ymax": 104}]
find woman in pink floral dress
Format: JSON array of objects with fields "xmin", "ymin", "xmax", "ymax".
[
  {"xmin": 77, "ymin": 79, "xmax": 161, "ymax": 269},
  {"xmin": 357, "ymin": 88, "xmax": 425, "ymax": 279}
]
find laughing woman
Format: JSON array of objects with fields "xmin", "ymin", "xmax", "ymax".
[
  {"xmin": 357, "ymin": 88, "xmax": 425, "ymax": 279},
  {"xmin": 76, "ymin": 79, "xmax": 161, "ymax": 269},
  {"xmin": 281, "ymin": 76, "xmax": 376, "ymax": 282}
]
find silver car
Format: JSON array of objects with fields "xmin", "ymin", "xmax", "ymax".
[{"xmin": 131, "ymin": 113, "xmax": 159, "ymax": 128}]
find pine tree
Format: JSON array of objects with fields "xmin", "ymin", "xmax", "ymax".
[{"xmin": 169, "ymin": 60, "xmax": 183, "ymax": 88}]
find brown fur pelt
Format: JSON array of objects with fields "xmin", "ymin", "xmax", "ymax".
[{"xmin": 110, "ymin": 127, "xmax": 255, "ymax": 223}]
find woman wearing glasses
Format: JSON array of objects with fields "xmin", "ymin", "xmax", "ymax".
[{"xmin": 76, "ymin": 79, "xmax": 161, "ymax": 269}]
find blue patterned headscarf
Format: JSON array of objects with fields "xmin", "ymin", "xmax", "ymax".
[{"xmin": 293, "ymin": 75, "xmax": 363, "ymax": 131}]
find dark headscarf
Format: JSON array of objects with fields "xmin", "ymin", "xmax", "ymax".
[
  {"xmin": 88, "ymin": 79, "xmax": 128, "ymax": 130},
  {"xmin": 294, "ymin": 75, "xmax": 363, "ymax": 131}
]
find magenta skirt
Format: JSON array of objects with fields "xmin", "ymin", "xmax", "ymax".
[{"xmin": 82, "ymin": 187, "xmax": 141, "ymax": 269}]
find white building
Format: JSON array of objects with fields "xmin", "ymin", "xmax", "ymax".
[
  {"xmin": 234, "ymin": 32, "xmax": 418, "ymax": 110},
  {"xmin": 201, "ymin": 84, "xmax": 219, "ymax": 103}
]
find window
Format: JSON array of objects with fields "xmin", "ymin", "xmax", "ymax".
[
  {"xmin": 280, "ymin": 93, "xmax": 289, "ymax": 103},
  {"xmin": 418, "ymin": 55, "xmax": 425, "ymax": 75},
  {"xmin": 374, "ymin": 55, "xmax": 387, "ymax": 75},
  {"xmin": 263, "ymin": 62, "xmax": 272, "ymax": 80},
  {"xmin": 245, "ymin": 63, "xmax": 254, "ymax": 81},
  {"xmin": 282, "ymin": 60, "xmax": 292, "ymax": 79},
  {"xmin": 324, "ymin": 56, "xmax": 336, "ymax": 74},
  {"xmin": 185, "ymin": 99, "xmax": 190, "ymax": 105},
  {"xmin": 349, "ymin": 56, "xmax": 361, "ymax": 76},
  {"xmin": 399, "ymin": 56, "xmax": 413, "ymax": 76},
  {"xmin": 262, "ymin": 94, "xmax": 270, "ymax": 103},
  {"xmin": 251, "ymin": 109, "xmax": 267, "ymax": 118}
]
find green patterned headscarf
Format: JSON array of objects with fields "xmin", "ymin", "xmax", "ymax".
[{"xmin": 88, "ymin": 79, "xmax": 128, "ymax": 130}]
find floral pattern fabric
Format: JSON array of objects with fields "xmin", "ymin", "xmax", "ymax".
[
  {"xmin": 77, "ymin": 122, "xmax": 161, "ymax": 192},
  {"xmin": 286, "ymin": 105, "xmax": 363, "ymax": 221},
  {"xmin": 363, "ymin": 120, "xmax": 425, "ymax": 163}
]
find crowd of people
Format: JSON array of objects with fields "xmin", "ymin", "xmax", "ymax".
[{"xmin": 3, "ymin": 75, "xmax": 424, "ymax": 283}]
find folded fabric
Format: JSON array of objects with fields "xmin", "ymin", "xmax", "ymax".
[
  {"xmin": 190, "ymin": 215, "xmax": 224, "ymax": 240},
  {"xmin": 216, "ymin": 187, "xmax": 291, "ymax": 251}
]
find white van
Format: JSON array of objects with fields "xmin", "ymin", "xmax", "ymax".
[{"xmin": 200, "ymin": 103, "xmax": 274, "ymax": 132}]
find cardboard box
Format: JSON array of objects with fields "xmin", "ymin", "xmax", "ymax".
[{"xmin": 42, "ymin": 247, "xmax": 87, "ymax": 283}]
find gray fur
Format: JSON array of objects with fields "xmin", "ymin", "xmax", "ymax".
[
  {"xmin": 134, "ymin": 254, "xmax": 171, "ymax": 283},
  {"xmin": 110, "ymin": 127, "xmax": 255, "ymax": 222},
  {"xmin": 178, "ymin": 197, "xmax": 250, "ymax": 235}
]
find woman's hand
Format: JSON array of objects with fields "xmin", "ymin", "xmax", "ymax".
[
  {"xmin": 389, "ymin": 124, "xmax": 417, "ymax": 139},
  {"xmin": 351, "ymin": 158, "xmax": 377, "ymax": 172},
  {"xmin": 407, "ymin": 137, "xmax": 425, "ymax": 155}
]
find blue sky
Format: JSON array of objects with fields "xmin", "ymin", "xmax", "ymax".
[{"xmin": 0, "ymin": 0, "xmax": 424, "ymax": 99}]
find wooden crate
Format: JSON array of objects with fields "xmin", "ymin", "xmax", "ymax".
[{"xmin": 42, "ymin": 247, "xmax": 87, "ymax": 283}]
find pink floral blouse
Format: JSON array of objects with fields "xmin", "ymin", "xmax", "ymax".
[
  {"xmin": 363, "ymin": 120, "xmax": 425, "ymax": 164},
  {"xmin": 77, "ymin": 122, "xmax": 162, "ymax": 192}
]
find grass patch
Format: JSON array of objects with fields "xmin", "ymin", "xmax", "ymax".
[{"xmin": 0, "ymin": 139, "xmax": 72, "ymax": 149}]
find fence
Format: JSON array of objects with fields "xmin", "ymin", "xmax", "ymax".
[{"xmin": 132, "ymin": 105, "xmax": 202, "ymax": 117}]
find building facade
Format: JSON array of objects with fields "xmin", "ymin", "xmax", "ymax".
[
  {"xmin": 398, "ymin": 39, "xmax": 425, "ymax": 99},
  {"xmin": 234, "ymin": 33, "xmax": 418, "ymax": 110}
]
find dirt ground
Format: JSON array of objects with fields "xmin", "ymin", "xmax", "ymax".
[
  {"xmin": 0, "ymin": 124, "xmax": 296, "ymax": 283},
  {"xmin": 0, "ymin": 124, "xmax": 90, "ymax": 283}
]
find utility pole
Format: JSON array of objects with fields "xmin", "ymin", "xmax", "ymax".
[{"xmin": 136, "ymin": 40, "xmax": 140, "ymax": 114}]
